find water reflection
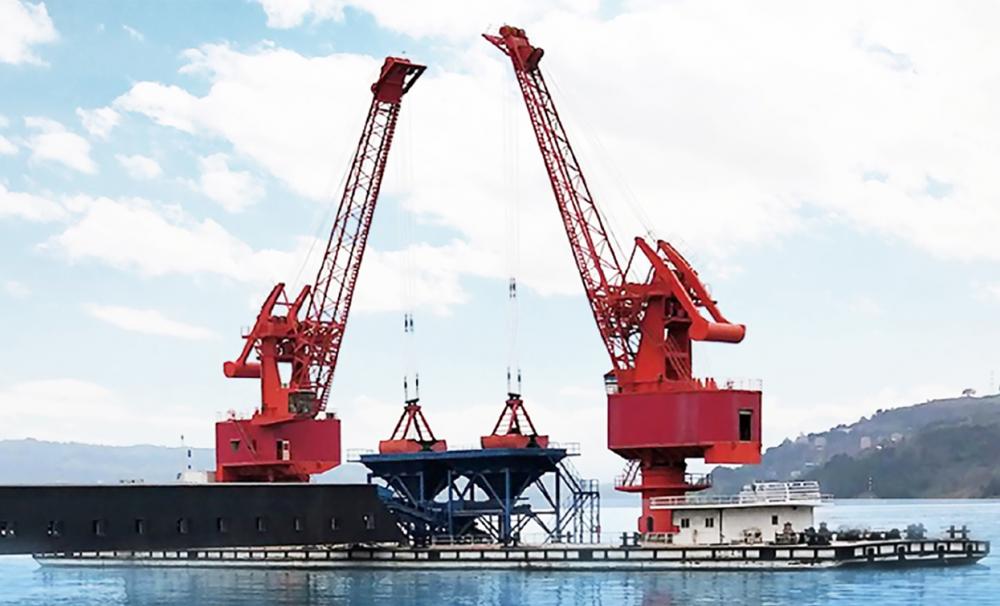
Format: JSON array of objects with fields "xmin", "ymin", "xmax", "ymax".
[{"xmin": 19, "ymin": 563, "xmax": 990, "ymax": 606}]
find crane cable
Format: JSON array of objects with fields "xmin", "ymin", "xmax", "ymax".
[
  {"xmin": 503, "ymin": 68, "xmax": 522, "ymax": 396},
  {"xmin": 546, "ymin": 71, "xmax": 683, "ymax": 283},
  {"xmin": 292, "ymin": 100, "xmax": 372, "ymax": 292},
  {"xmin": 545, "ymin": 72, "xmax": 717, "ymax": 376},
  {"xmin": 399, "ymin": 86, "xmax": 419, "ymax": 403}
]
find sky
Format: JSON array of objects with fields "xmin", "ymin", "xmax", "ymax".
[{"xmin": 1, "ymin": 0, "xmax": 1000, "ymax": 482}]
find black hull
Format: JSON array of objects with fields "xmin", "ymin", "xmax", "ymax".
[{"xmin": 0, "ymin": 484, "xmax": 401, "ymax": 555}]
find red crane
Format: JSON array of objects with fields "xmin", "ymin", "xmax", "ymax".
[
  {"xmin": 486, "ymin": 26, "xmax": 761, "ymax": 533},
  {"xmin": 216, "ymin": 57, "xmax": 425, "ymax": 482}
]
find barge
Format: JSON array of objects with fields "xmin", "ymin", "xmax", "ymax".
[{"xmin": 22, "ymin": 481, "xmax": 990, "ymax": 570}]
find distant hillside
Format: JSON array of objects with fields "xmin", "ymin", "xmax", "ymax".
[
  {"xmin": 710, "ymin": 394, "xmax": 1000, "ymax": 498},
  {"xmin": 0, "ymin": 439, "xmax": 214, "ymax": 484},
  {"xmin": 0, "ymin": 439, "xmax": 374, "ymax": 485},
  {"xmin": 809, "ymin": 422, "xmax": 1000, "ymax": 498}
]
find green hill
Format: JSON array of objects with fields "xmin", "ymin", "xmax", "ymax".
[{"xmin": 710, "ymin": 394, "xmax": 1000, "ymax": 498}]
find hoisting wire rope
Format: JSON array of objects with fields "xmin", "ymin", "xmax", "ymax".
[
  {"xmin": 399, "ymin": 81, "xmax": 419, "ymax": 404},
  {"xmin": 292, "ymin": 100, "xmax": 372, "ymax": 292},
  {"xmin": 545, "ymin": 71, "xmax": 699, "ymax": 283},
  {"xmin": 503, "ymin": 67, "xmax": 523, "ymax": 396},
  {"xmin": 545, "ymin": 72, "xmax": 716, "ymax": 375}
]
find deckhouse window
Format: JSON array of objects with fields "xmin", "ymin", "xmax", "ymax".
[{"xmin": 739, "ymin": 409, "xmax": 753, "ymax": 441}]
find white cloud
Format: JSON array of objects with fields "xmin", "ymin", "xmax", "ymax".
[
  {"xmin": 974, "ymin": 282, "xmax": 1000, "ymax": 304},
  {"xmin": 0, "ymin": 183, "xmax": 66, "ymax": 221},
  {"xmin": 3, "ymin": 280, "xmax": 30, "ymax": 298},
  {"xmin": 44, "ymin": 193, "xmax": 489, "ymax": 314},
  {"xmin": 122, "ymin": 24, "xmax": 144, "ymax": 42},
  {"xmin": 112, "ymin": 43, "xmax": 581, "ymax": 296},
  {"xmin": 846, "ymin": 295, "xmax": 884, "ymax": 317},
  {"xmin": 114, "ymin": 81, "xmax": 198, "ymax": 132},
  {"xmin": 0, "ymin": 378, "xmax": 209, "ymax": 446},
  {"xmin": 84, "ymin": 303, "xmax": 217, "ymax": 340},
  {"xmin": 353, "ymin": 240, "xmax": 499, "ymax": 315},
  {"xmin": 24, "ymin": 116, "xmax": 97, "ymax": 173},
  {"xmin": 114, "ymin": 45, "xmax": 377, "ymax": 200},
  {"xmin": 116, "ymin": 153, "xmax": 162, "ymax": 179},
  {"xmin": 116, "ymin": 3, "xmax": 1000, "ymax": 281},
  {"xmin": 45, "ymin": 195, "xmax": 290, "ymax": 281},
  {"xmin": 255, "ymin": 0, "xmax": 345, "ymax": 29},
  {"xmin": 76, "ymin": 106, "xmax": 120, "ymax": 139},
  {"xmin": 0, "ymin": 111, "xmax": 16, "ymax": 153},
  {"xmin": 0, "ymin": 135, "xmax": 16, "ymax": 155},
  {"xmin": 0, "ymin": 0, "xmax": 58, "ymax": 65},
  {"xmin": 194, "ymin": 153, "xmax": 264, "ymax": 212},
  {"xmin": 253, "ymin": 0, "xmax": 596, "ymax": 40}
]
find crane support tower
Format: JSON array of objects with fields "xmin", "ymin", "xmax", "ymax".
[
  {"xmin": 217, "ymin": 57, "xmax": 425, "ymax": 482},
  {"xmin": 486, "ymin": 26, "xmax": 761, "ymax": 534}
]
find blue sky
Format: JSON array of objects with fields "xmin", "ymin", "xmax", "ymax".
[{"xmin": 2, "ymin": 0, "xmax": 999, "ymax": 481}]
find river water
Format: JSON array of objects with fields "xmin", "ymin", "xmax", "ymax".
[{"xmin": 0, "ymin": 500, "xmax": 995, "ymax": 605}]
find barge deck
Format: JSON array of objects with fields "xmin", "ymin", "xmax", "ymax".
[{"xmin": 34, "ymin": 537, "xmax": 990, "ymax": 570}]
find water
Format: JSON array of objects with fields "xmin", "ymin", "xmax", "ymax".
[{"xmin": 0, "ymin": 500, "xmax": 995, "ymax": 605}]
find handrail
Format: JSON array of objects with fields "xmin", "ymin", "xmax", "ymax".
[{"xmin": 649, "ymin": 481, "xmax": 832, "ymax": 508}]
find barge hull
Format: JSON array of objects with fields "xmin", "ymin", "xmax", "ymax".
[
  {"xmin": 34, "ymin": 538, "xmax": 989, "ymax": 571},
  {"xmin": 0, "ymin": 484, "xmax": 401, "ymax": 555}
]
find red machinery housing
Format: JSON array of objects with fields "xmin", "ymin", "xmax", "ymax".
[
  {"xmin": 216, "ymin": 57, "xmax": 425, "ymax": 482},
  {"xmin": 486, "ymin": 26, "xmax": 761, "ymax": 533}
]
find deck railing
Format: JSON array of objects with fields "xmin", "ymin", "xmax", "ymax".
[
  {"xmin": 614, "ymin": 467, "xmax": 711, "ymax": 491},
  {"xmin": 649, "ymin": 481, "xmax": 832, "ymax": 509}
]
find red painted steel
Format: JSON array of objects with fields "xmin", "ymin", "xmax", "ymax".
[
  {"xmin": 379, "ymin": 399, "xmax": 447, "ymax": 454},
  {"xmin": 217, "ymin": 57, "xmax": 425, "ymax": 482},
  {"xmin": 486, "ymin": 26, "xmax": 761, "ymax": 532},
  {"xmin": 481, "ymin": 394, "xmax": 550, "ymax": 449},
  {"xmin": 214, "ymin": 415, "xmax": 341, "ymax": 483},
  {"xmin": 607, "ymin": 391, "xmax": 762, "ymax": 462}
]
